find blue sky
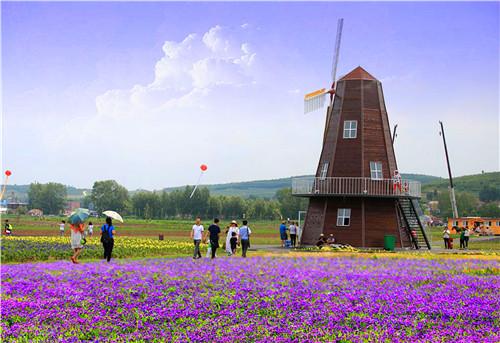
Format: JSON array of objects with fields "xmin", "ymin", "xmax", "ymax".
[{"xmin": 2, "ymin": 2, "xmax": 499, "ymax": 189}]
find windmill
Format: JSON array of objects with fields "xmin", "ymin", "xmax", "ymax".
[
  {"xmin": 292, "ymin": 21, "xmax": 431, "ymax": 250},
  {"xmin": 304, "ymin": 18, "xmax": 344, "ymax": 114}
]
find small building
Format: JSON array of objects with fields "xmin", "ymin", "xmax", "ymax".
[
  {"xmin": 448, "ymin": 217, "xmax": 500, "ymax": 235},
  {"xmin": 27, "ymin": 209, "xmax": 44, "ymax": 217}
]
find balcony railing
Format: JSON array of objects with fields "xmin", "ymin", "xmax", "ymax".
[{"xmin": 292, "ymin": 177, "xmax": 421, "ymax": 198}]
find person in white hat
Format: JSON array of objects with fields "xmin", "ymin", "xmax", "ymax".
[{"xmin": 225, "ymin": 220, "xmax": 239, "ymax": 256}]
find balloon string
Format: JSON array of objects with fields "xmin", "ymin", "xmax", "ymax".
[
  {"xmin": 189, "ymin": 172, "xmax": 204, "ymax": 199},
  {"xmin": 0, "ymin": 176, "xmax": 9, "ymax": 201}
]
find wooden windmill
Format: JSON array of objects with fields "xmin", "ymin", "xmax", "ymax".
[{"xmin": 294, "ymin": 20, "xmax": 431, "ymax": 249}]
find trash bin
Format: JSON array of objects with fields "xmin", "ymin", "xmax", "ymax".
[
  {"xmin": 159, "ymin": 234, "xmax": 164, "ymax": 241},
  {"xmin": 384, "ymin": 235, "xmax": 396, "ymax": 251}
]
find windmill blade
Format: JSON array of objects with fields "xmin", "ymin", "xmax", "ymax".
[
  {"xmin": 304, "ymin": 88, "xmax": 327, "ymax": 114},
  {"xmin": 331, "ymin": 18, "xmax": 344, "ymax": 87}
]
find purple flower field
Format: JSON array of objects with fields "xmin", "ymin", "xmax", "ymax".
[{"xmin": 2, "ymin": 256, "xmax": 499, "ymax": 342}]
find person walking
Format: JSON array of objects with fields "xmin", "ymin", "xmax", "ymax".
[
  {"xmin": 206, "ymin": 218, "xmax": 221, "ymax": 259},
  {"xmin": 59, "ymin": 220, "xmax": 66, "ymax": 237},
  {"xmin": 225, "ymin": 220, "xmax": 239, "ymax": 256},
  {"xmin": 459, "ymin": 228, "xmax": 465, "ymax": 249},
  {"xmin": 443, "ymin": 227, "xmax": 450, "ymax": 249},
  {"xmin": 289, "ymin": 222, "xmax": 297, "ymax": 247},
  {"xmin": 87, "ymin": 222, "xmax": 94, "ymax": 237},
  {"xmin": 101, "ymin": 217, "xmax": 116, "ymax": 262},
  {"xmin": 464, "ymin": 226, "xmax": 470, "ymax": 249},
  {"xmin": 191, "ymin": 217, "xmax": 204, "ymax": 259},
  {"xmin": 279, "ymin": 221, "xmax": 288, "ymax": 248},
  {"xmin": 70, "ymin": 223, "xmax": 85, "ymax": 264},
  {"xmin": 239, "ymin": 220, "xmax": 252, "ymax": 257}
]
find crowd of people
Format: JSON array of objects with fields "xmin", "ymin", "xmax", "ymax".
[
  {"xmin": 190, "ymin": 217, "xmax": 252, "ymax": 259},
  {"xmin": 443, "ymin": 226, "xmax": 472, "ymax": 250},
  {"xmin": 278, "ymin": 221, "xmax": 301, "ymax": 247}
]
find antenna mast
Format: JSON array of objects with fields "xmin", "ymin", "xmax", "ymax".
[{"xmin": 439, "ymin": 121, "xmax": 459, "ymax": 219}]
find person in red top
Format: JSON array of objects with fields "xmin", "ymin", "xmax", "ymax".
[{"xmin": 70, "ymin": 223, "xmax": 85, "ymax": 264}]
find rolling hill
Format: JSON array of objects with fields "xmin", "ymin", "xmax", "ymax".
[{"xmin": 4, "ymin": 172, "xmax": 497, "ymax": 201}]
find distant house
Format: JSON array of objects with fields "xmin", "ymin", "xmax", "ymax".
[
  {"xmin": 64, "ymin": 201, "xmax": 81, "ymax": 215},
  {"xmin": 28, "ymin": 209, "xmax": 44, "ymax": 217}
]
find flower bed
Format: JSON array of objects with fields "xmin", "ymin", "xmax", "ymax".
[
  {"xmin": 1, "ymin": 256, "xmax": 499, "ymax": 342},
  {"xmin": 1, "ymin": 236, "xmax": 198, "ymax": 262}
]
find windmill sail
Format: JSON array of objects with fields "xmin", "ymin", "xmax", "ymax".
[
  {"xmin": 303, "ymin": 18, "xmax": 343, "ymax": 114},
  {"xmin": 304, "ymin": 88, "xmax": 327, "ymax": 114}
]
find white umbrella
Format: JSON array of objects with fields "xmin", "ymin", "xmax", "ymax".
[{"xmin": 102, "ymin": 210, "xmax": 124, "ymax": 223}]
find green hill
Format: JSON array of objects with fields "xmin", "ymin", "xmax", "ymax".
[
  {"xmin": 165, "ymin": 173, "xmax": 441, "ymax": 198},
  {"xmin": 421, "ymin": 172, "xmax": 500, "ymax": 196},
  {"xmin": 4, "ymin": 172, "xmax": 496, "ymax": 201}
]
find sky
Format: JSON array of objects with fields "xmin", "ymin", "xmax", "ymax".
[{"xmin": 2, "ymin": 1, "xmax": 499, "ymax": 190}]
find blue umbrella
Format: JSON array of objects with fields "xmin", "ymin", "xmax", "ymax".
[{"xmin": 68, "ymin": 208, "xmax": 90, "ymax": 225}]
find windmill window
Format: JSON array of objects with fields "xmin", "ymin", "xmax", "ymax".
[
  {"xmin": 370, "ymin": 162, "xmax": 383, "ymax": 180},
  {"xmin": 343, "ymin": 120, "xmax": 357, "ymax": 139},
  {"xmin": 319, "ymin": 162, "xmax": 329, "ymax": 180},
  {"xmin": 336, "ymin": 208, "xmax": 351, "ymax": 226}
]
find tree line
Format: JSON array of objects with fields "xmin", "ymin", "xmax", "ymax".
[{"xmin": 27, "ymin": 180, "xmax": 308, "ymax": 220}]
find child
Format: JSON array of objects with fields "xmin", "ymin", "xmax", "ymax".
[
  {"xmin": 230, "ymin": 231, "xmax": 238, "ymax": 255},
  {"xmin": 59, "ymin": 220, "xmax": 66, "ymax": 237},
  {"xmin": 206, "ymin": 239, "xmax": 212, "ymax": 258},
  {"xmin": 87, "ymin": 222, "xmax": 94, "ymax": 237}
]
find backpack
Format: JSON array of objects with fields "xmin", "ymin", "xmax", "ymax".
[{"xmin": 101, "ymin": 225, "xmax": 112, "ymax": 244}]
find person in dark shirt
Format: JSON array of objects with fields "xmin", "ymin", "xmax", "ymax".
[{"xmin": 206, "ymin": 218, "xmax": 221, "ymax": 259}]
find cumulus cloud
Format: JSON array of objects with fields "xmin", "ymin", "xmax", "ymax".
[{"xmin": 96, "ymin": 25, "xmax": 256, "ymax": 118}]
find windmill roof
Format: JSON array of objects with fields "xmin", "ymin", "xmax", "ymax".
[{"xmin": 339, "ymin": 66, "xmax": 377, "ymax": 81}]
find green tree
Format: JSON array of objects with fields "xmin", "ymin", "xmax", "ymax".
[
  {"xmin": 91, "ymin": 180, "xmax": 129, "ymax": 214},
  {"xmin": 478, "ymin": 202, "xmax": 500, "ymax": 217},
  {"xmin": 438, "ymin": 191, "xmax": 478, "ymax": 218},
  {"xmin": 28, "ymin": 182, "xmax": 67, "ymax": 215},
  {"xmin": 275, "ymin": 188, "xmax": 308, "ymax": 219},
  {"xmin": 479, "ymin": 186, "xmax": 500, "ymax": 202}
]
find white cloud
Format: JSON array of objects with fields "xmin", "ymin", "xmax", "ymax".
[{"xmin": 95, "ymin": 25, "xmax": 256, "ymax": 119}]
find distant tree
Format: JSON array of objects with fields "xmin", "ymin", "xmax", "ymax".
[
  {"xmin": 28, "ymin": 182, "xmax": 67, "ymax": 215},
  {"xmin": 479, "ymin": 186, "xmax": 500, "ymax": 202},
  {"xmin": 91, "ymin": 180, "xmax": 129, "ymax": 214},
  {"xmin": 275, "ymin": 188, "xmax": 308, "ymax": 219},
  {"xmin": 478, "ymin": 202, "xmax": 500, "ymax": 217},
  {"xmin": 27, "ymin": 183, "xmax": 44, "ymax": 210},
  {"xmin": 437, "ymin": 191, "xmax": 478, "ymax": 218}
]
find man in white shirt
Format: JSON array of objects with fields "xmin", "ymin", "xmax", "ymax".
[
  {"xmin": 190, "ymin": 217, "xmax": 204, "ymax": 259},
  {"xmin": 59, "ymin": 220, "xmax": 65, "ymax": 237}
]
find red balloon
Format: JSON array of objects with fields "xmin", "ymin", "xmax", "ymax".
[
  {"xmin": 5, "ymin": 170, "xmax": 11, "ymax": 176},
  {"xmin": 200, "ymin": 164, "xmax": 207, "ymax": 171}
]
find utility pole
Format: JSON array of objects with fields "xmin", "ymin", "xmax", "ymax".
[{"xmin": 439, "ymin": 121, "xmax": 459, "ymax": 219}]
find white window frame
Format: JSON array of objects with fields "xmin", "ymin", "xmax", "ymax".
[
  {"xmin": 496, "ymin": 221, "xmax": 500, "ymax": 227},
  {"xmin": 453, "ymin": 221, "xmax": 458, "ymax": 226},
  {"xmin": 343, "ymin": 120, "xmax": 357, "ymax": 139},
  {"xmin": 336, "ymin": 208, "xmax": 351, "ymax": 227},
  {"xmin": 462, "ymin": 221, "xmax": 467, "ymax": 227},
  {"xmin": 370, "ymin": 161, "xmax": 383, "ymax": 180},
  {"xmin": 319, "ymin": 162, "xmax": 329, "ymax": 180}
]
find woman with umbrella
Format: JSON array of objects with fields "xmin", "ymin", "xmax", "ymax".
[
  {"xmin": 101, "ymin": 211, "xmax": 122, "ymax": 262},
  {"xmin": 68, "ymin": 209, "xmax": 89, "ymax": 264}
]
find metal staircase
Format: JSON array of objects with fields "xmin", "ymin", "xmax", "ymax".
[{"xmin": 397, "ymin": 198, "xmax": 431, "ymax": 250}]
